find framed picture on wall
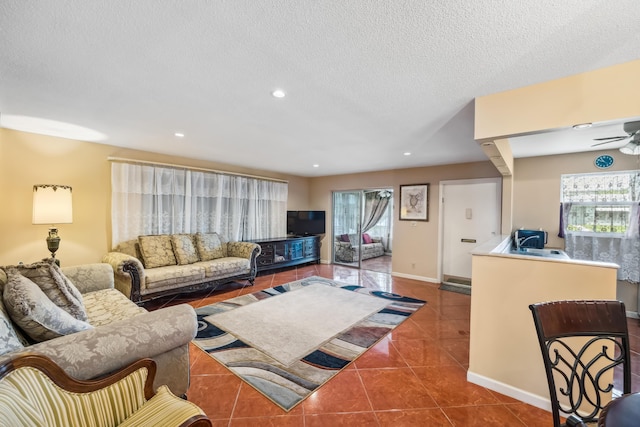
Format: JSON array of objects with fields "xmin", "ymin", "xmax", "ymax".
[{"xmin": 399, "ymin": 184, "xmax": 429, "ymax": 221}]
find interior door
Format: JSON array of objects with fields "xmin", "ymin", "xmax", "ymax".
[
  {"xmin": 441, "ymin": 178, "xmax": 501, "ymax": 280},
  {"xmin": 332, "ymin": 191, "xmax": 363, "ymax": 267}
]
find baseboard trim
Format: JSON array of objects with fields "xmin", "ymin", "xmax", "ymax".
[
  {"xmin": 626, "ymin": 310, "xmax": 639, "ymax": 319},
  {"xmin": 466, "ymin": 370, "xmax": 551, "ymax": 413},
  {"xmin": 391, "ymin": 272, "xmax": 439, "ymax": 283}
]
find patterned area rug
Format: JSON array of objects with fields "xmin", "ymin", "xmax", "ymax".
[{"xmin": 193, "ymin": 276, "xmax": 426, "ymax": 411}]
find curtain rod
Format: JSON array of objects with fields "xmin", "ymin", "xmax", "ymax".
[{"xmin": 107, "ymin": 157, "xmax": 288, "ymax": 183}]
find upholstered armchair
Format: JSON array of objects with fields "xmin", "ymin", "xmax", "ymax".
[{"xmin": 0, "ymin": 353, "xmax": 211, "ymax": 427}]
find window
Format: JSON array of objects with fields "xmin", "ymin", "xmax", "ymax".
[
  {"xmin": 561, "ymin": 171, "xmax": 640, "ymax": 235},
  {"xmin": 111, "ymin": 162, "xmax": 288, "ymax": 245}
]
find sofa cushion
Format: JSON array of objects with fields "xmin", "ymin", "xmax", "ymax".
[
  {"xmin": 0, "ymin": 297, "xmax": 23, "ymax": 356},
  {"xmin": 202, "ymin": 257, "xmax": 250, "ymax": 278},
  {"xmin": 83, "ymin": 289, "xmax": 147, "ymax": 327},
  {"xmin": 114, "ymin": 239, "xmax": 143, "ymax": 260},
  {"xmin": 138, "ymin": 235, "xmax": 177, "ymax": 268},
  {"xmin": 12, "ymin": 259, "xmax": 87, "ymax": 322},
  {"xmin": 195, "ymin": 232, "xmax": 226, "ymax": 261},
  {"xmin": 144, "ymin": 264, "xmax": 206, "ymax": 290},
  {"xmin": 339, "ymin": 234, "xmax": 350, "ymax": 242},
  {"xmin": 362, "ymin": 233, "xmax": 373, "ymax": 244},
  {"xmin": 170, "ymin": 234, "xmax": 199, "ymax": 265},
  {"xmin": 3, "ymin": 269, "xmax": 93, "ymax": 342}
]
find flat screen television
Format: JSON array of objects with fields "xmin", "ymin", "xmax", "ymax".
[{"xmin": 287, "ymin": 210, "xmax": 326, "ymax": 236}]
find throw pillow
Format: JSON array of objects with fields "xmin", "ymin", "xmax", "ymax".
[
  {"xmin": 362, "ymin": 233, "xmax": 373, "ymax": 244},
  {"xmin": 3, "ymin": 269, "xmax": 93, "ymax": 342},
  {"xmin": 195, "ymin": 233, "xmax": 226, "ymax": 261},
  {"xmin": 138, "ymin": 235, "xmax": 177, "ymax": 268},
  {"xmin": 0, "ymin": 296, "xmax": 24, "ymax": 355},
  {"xmin": 339, "ymin": 234, "xmax": 350, "ymax": 242},
  {"xmin": 171, "ymin": 234, "xmax": 200, "ymax": 265},
  {"xmin": 14, "ymin": 259, "xmax": 88, "ymax": 322}
]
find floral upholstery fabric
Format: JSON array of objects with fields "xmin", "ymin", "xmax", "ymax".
[
  {"xmin": 195, "ymin": 232, "xmax": 226, "ymax": 260},
  {"xmin": 83, "ymin": 289, "xmax": 147, "ymax": 327},
  {"xmin": 3, "ymin": 269, "xmax": 93, "ymax": 342},
  {"xmin": 144, "ymin": 264, "xmax": 206, "ymax": 290},
  {"xmin": 170, "ymin": 234, "xmax": 200, "ymax": 265},
  {"xmin": 114, "ymin": 239, "xmax": 143, "ymax": 259},
  {"xmin": 3, "ymin": 304, "xmax": 198, "ymax": 390},
  {"xmin": 227, "ymin": 241, "xmax": 260, "ymax": 258},
  {"xmin": 0, "ymin": 263, "xmax": 196, "ymax": 397},
  {"xmin": 334, "ymin": 236, "xmax": 384, "ymax": 262},
  {"xmin": 104, "ymin": 233, "xmax": 259, "ymax": 303},
  {"xmin": 0, "ymin": 297, "xmax": 23, "ymax": 355},
  {"xmin": 101, "ymin": 252, "xmax": 145, "ymax": 298},
  {"xmin": 203, "ymin": 257, "xmax": 250, "ymax": 278},
  {"xmin": 9, "ymin": 259, "xmax": 87, "ymax": 322},
  {"xmin": 61, "ymin": 263, "xmax": 115, "ymax": 295},
  {"xmin": 138, "ymin": 235, "xmax": 177, "ymax": 269}
]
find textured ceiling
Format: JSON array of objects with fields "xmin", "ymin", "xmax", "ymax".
[{"xmin": 1, "ymin": 1, "xmax": 639, "ymax": 177}]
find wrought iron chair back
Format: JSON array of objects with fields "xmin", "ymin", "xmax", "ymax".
[{"xmin": 529, "ymin": 300, "xmax": 631, "ymax": 427}]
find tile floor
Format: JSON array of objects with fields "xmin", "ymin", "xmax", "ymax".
[{"xmin": 144, "ymin": 263, "xmax": 640, "ymax": 426}]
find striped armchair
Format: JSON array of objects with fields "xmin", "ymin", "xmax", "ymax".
[{"xmin": 0, "ymin": 353, "xmax": 211, "ymax": 427}]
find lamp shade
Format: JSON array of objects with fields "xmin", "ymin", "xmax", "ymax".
[{"xmin": 32, "ymin": 185, "xmax": 73, "ymax": 224}]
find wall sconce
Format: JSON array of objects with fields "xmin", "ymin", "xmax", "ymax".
[{"xmin": 32, "ymin": 184, "xmax": 73, "ymax": 264}]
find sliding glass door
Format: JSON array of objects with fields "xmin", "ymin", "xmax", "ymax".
[
  {"xmin": 332, "ymin": 189, "xmax": 393, "ymax": 271},
  {"xmin": 332, "ymin": 191, "xmax": 363, "ymax": 267}
]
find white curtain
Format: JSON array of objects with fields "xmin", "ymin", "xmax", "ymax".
[
  {"xmin": 565, "ymin": 234, "xmax": 640, "ymax": 283},
  {"xmin": 111, "ymin": 162, "xmax": 287, "ymax": 245}
]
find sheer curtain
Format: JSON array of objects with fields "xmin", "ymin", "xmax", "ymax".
[
  {"xmin": 561, "ymin": 172, "xmax": 640, "ymax": 283},
  {"xmin": 111, "ymin": 162, "xmax": 287, "ymax": 245}
]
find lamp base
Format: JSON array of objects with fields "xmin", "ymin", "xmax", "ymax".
[{"xmin": 46, "ymin": 227, "xmax": 61, "ymax": 266}]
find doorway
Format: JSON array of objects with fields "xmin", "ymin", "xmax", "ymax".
[
  {"xmin": 439, "ymin": 178, "xmax": 501, "ymax": 293},
  {"xmin": 332, "ymin": 189, "xmax": 393, "ymax": 273}
]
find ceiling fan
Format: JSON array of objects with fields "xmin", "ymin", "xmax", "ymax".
[{"xmin": 591, "ymin": 120, "xmax": 640, "ymax": 155}]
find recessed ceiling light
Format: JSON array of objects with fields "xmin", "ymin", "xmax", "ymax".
[
  {"xmin": 403, "ymin": 152, "xmax": 412, "ymax": 156},
  {"xmin": 0, "ymin": 114, "xmax": 107, "ymax": 141},
  {"xmin": 174, "ymin": 132, "xmax": 185, "ymax": 138},
  {"xmin": 272, "ymin": 89, "xmax": 286, "ymax": 98},
  {"xmin": 572, "ymin": 123, "xmax": 592, "ymax": 130},
  {"xmin": 313, "ymin": 164, "xmax": 319, "ymax": 168}
]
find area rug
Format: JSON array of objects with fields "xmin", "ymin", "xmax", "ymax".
[{"xmin": 193, "ymin": 276, "xmax": 426, "ymax": 411}]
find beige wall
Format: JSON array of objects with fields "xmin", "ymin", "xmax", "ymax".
[
  {"xmin": 309, "ymin": 162, "xmax": 500, "ymax": 280},
  {"xmin": 469, "ymin": 254, "xmax": 618, "ymax": 408},
  {"xmin": 0, "ymin": 128, "xmax": 310, "ymax": 266},
  {"xmin": 512, "ymin": 148, "xmax": 640, "ymax": 312},
  {"xmin": 475, "ymin": 59, "xmax": 640, "ymax": 141},
  {"xmin": 512, "ymin": 149, "xmax": 639, "ymax": 248}
]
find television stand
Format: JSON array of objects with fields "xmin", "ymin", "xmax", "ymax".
[{"xmin": 247, "ymin": 235, "xmax": 320, "ymax": 273}]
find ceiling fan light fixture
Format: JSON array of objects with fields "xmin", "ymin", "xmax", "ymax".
[
  {"xmin": 572, "ymin": 123, "xmax": 592, "ymax": 130},
  {"xmin": 619, "ymin": 141, "xmax": 640, "ymax": 155}
]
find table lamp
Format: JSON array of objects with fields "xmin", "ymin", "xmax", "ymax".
[{"xmin": 32, "ymin": 184, "xmax": 73, "ymax": 264}]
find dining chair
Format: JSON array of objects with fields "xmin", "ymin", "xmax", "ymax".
[{"xmin": 529, "ymin": 300, "xmax": 631, "ymax": 426}]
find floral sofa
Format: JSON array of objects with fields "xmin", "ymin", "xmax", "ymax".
[
  {"xmin": 334, "ymin": 233, "xmax": 385, "ymax": 262},
  {"xmin": 0, "ymin": 260, "xmax": 197, "ymax": 397},
  {"xmin": 103, "ymin": 232, "xmax": 261, "ymax": 303}
]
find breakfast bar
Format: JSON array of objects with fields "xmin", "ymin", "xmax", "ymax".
[{"xmin": 467, "ymin": 236, "xmax": 619, "ymax": 412}]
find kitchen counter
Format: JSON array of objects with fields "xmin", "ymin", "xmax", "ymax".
[
  {"xmin": 472, "ymin": 235, "xmax": 618, "ymax": 268},
  {"xmin": 468, "ymin": 236, "xmax": 619, "ymax": 412}
]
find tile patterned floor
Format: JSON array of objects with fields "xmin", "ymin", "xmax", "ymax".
[{"xmin": 144, "ymin": 263, "xmax": 640, "ymax": 426}]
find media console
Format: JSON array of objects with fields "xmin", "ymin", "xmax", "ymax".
[{"xmin": 248, "ymin": 235, "xmax": 321, "ymax": 273}]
